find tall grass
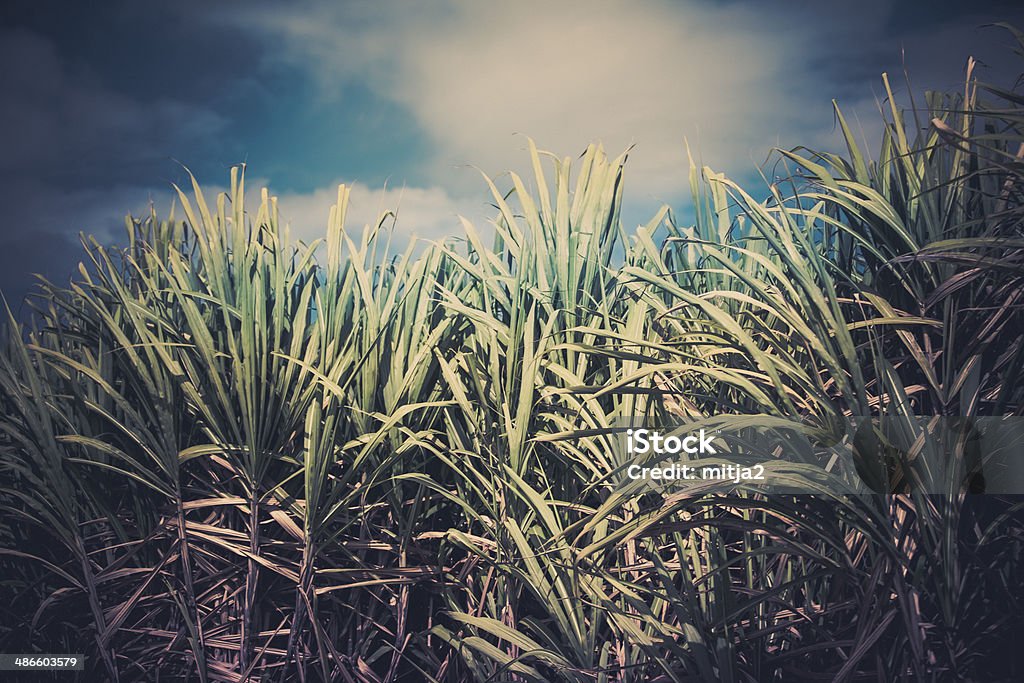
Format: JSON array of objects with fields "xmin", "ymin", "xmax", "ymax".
[{"xmin": 2, "ymin": 38, "xmax": 1024, "ymax": 681}]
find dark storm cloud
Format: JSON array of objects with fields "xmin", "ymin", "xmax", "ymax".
[
  {"xmin": 0, "ymin": 27, "xmax": 227, "ymax": 182},
  {"xmin": 0, "ymin": 21, "xmax": 233, "ymax": 306},
  {"xmin": 0, "ymin": 230, "xmax": 83, "ymax": 317}
]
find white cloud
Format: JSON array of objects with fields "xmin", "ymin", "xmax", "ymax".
[
  {"xmin": 221, "ymin": 0, "xmax": 859, "ymax": 202},
  {"xmin": 394, "ymin": 1, "xmax": 819, "ymax": 191},
  {"xmin": 268, "ymin": 181, "xmax": 482, "ymax": 248}
]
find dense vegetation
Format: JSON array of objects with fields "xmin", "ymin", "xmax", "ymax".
[{"xmin": 2, "ymin": 36, "xmax": 1024, "ymax": 682}]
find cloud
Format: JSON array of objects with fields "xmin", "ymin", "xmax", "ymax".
[
  {"xmin": 269, "ymin": 180, "xmax": 482, "ymax": 247},
  {"xmin": 214, "ymin": 0, "xmax": 1024, "ymax": 206},
  {"xmin": 391, "ymin": 1, "xmax": 830, "ymax": 193},
  {"xmin": 0, "ymin": 178, "xmax": 184, "ymax": 309},
  {"xmin": 0, "ymin": 27, "xmax": 227, "ymax": 181},
  {"xmin": 6, "ymin": 0, "xmax": 1023, "ymax": 308},
  {"xmin": 0, "ymin": 25, "xmax": 230, "ymax": 304},
  {"xmin": 217, "ymin": 0, "xmax": 869, "ymax": 201}
]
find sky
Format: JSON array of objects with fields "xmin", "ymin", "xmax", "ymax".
[{"xmin": 1, "ymin": 0, "xmax": 1023, "ymax": 308}]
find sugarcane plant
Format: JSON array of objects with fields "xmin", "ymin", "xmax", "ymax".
[{"xmin": 1, "ymin": 29, "xmax": 1024, "ymax": 682}]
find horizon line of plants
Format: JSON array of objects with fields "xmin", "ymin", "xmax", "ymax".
[{"xmin": 2, "ymin": 30, "xmax": 1024, "ymax": 682}]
